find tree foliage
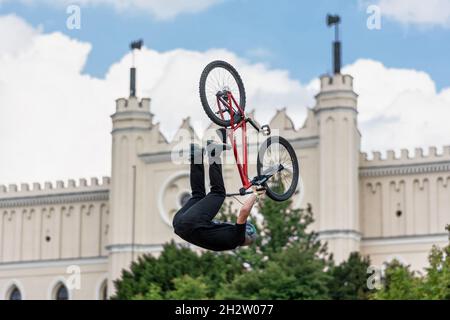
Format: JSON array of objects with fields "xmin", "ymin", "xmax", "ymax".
[
  {"xmin": 371, "ymin": 242, "xmax": 450, "ymax": 300},
  {"xmin": 327, "ymin": 252, "xmax": 371, "ymax": 300},
  {"xmin": 112, "ymin": 242, "xmax": 243, "ymax": 299}
]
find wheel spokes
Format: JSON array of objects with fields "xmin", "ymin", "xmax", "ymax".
[
  {"xmin": 262, "ymin": 143, "xmax": 295, "ymax": 196},
  {"xmin": 205, "ymin": 67, "xmax": 241, "ymax": 122}
]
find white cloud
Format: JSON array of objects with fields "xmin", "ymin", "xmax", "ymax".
[
  {"xmin": 343, "ymin": 59, "xmax": 450, "ymax": 153},
  {"xmin": 375, "ymin": 0, "xmax": 450, "ymax": 28},
  {"xmin": 0, "ymin": 16, "xmax": 113, "ymax": 185},
  {"xmin": 0, "ymin": 14, "xmax": 313, "ymax": 185},
  {"xmin": 1, "ymin": 0, "xmax": 223, "ymax": 20},
  {"xmin": 0, "ymin": 14, "xmax": 40, "ymax": 55}
]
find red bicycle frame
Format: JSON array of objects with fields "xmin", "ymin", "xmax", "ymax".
[{"xmin": 216, "ymin": 92, "xmax": 253, "ymax": 190}]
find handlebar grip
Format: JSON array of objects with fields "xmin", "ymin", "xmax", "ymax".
[{"xmin": 261, "ymin": 124, "xmax": 271, "ymax": 136}]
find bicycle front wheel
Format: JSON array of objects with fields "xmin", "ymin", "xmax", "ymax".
[
  {"xmin": 257, "ymin": 136, "xmax": 299, "ymax": 202},
  {"xmin": 199, "ymin": 60, "xmax": 246, "ymax": 127}
]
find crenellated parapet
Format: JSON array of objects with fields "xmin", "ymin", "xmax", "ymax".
[
  {"xmin": 360, "ymin": 146, "xmax": 450, "ymax": 165},
  {"xmin": 0, "ymin": 176, "xmax": 110, "ymax": 199},
  {"xmin": 359, "ymin": 146, "xmax": 450, "ymax": 177},
  {"xmin": 115, "ymin": 97, "xmax": 151, "ymax": 113},
  {"xmin": 319, "ymin": 73, "xmax": 354, "ymax": 92},
  {"xmin": 314, "ymin": 73, "xmax": 358, "ymax": 112},
  {"xmin": 111, "ymin": 96, "xmax": 154, "ymax": 134}
]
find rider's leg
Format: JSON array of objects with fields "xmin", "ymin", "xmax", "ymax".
[
  {"xmin": 208, "ymin": 159, "xmax": 226, "ymax": 195},
  {"xmin": 189, "ymin": 154, "xmax": 206, "ymax": 200},
  {"xmin": 174, "ymin": 144, "xmax": 227, "ymax": 228},
  {"xmin": 183, "ymin": 156, "xmax": 226, "ymax": 224},
  {"xmin": 172, "ymin": 145, "xmax": 206, "ymax": 229}
]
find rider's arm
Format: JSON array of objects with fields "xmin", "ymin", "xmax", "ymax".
[
  {"xmin": 237, "ymin": 187, "xmax": 265, "ymax": 224},
  {"xmin": 237, "ymin": 194, "xmax": 257, "ymax": 225}
]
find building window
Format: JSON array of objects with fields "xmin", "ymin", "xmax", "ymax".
[
  {"xmin": 55, "ymin": 284, "xmax": 69, "ymax": 300},
  {"xmin": 100, "ymin": 281, "xmax": 108, "ymax": 300},
  {"xmin": 8, "ymin": 286, "xmax": 22, "ymax": 300}
]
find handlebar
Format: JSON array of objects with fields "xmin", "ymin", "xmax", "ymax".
[{"xmin": 246, "ymin": 118, "xmax": 271, "ymax": 136}]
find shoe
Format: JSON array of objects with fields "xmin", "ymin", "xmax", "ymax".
[{"xmin": 206, "ymin": 140, "xmax": 231, "ymax": 158}]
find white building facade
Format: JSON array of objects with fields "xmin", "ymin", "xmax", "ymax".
[{"xmin": 0, "ymin": 70, "xmax": 449, "ymax": 300}]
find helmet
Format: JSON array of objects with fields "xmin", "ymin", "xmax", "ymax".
[{"xmin": 243, "ymin": 222, "xmax": 257, "ymax": 246}]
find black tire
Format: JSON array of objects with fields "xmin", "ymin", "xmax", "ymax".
[
  {"xmin": 199, "ymin": 60, "xmax": 246, "ymax": 127},
  {"xmin": 257, "ymin": 136, "xmax": 299, "ymax": 202}
]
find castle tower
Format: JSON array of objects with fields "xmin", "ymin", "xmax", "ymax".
[
  {"xmin": 107, "ymin": 43, "xmax": 153, "ymax": 295},
  {"xmin": 315, "ymin": 15, "xmax": 361, "ymax": 262},
  {"xmin": 315, "ymin": 73, "xmax": 360, "ymax": 262}
]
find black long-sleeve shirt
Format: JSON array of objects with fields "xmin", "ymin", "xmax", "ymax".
[{"xmin": 175, "ymin": 219, "xmax": 246, "ymax": 251}]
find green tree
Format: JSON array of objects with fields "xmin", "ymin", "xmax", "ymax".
[
  {"xmin": 221, "ymin": 194, "xmax": 331, "ymax": 272},
  {"xmin": 417, "ymin": 225, "xmax": 450, "ymax": 299},
  {"xmin": 216, "ymin": 193, "xmax": 333, "ymax": 299},
  {"xmin": 327, "ymin": 252, "xmax": 371, "ymax": 300},
  {"xmin": 218, "ymin": 244, "xmax": 331, "ymax": 299},
  {"xmin": 419, "ymin": 244, "xmax": 450, "ymax": 299},
  {"xmin": 167, "ymin": 275, "xmax": 209, "ymax": 300},
  {"xmin": 371, "ymin": 260, "xmax": 422, "ymax": 300},
  {"xmin": 371, "ymin": 226, "xmax": 450, "ymax": 300},
  {"xmin": 112, "ymin": 242, "xmax": 203, "ymax": 299},
  {"xmin": 131, "ymin": 283, "xmax": 163, "ymax": 300},
  {"xmin": 112, "ymin": 241, "xmax": 243, "ymax": 299}
]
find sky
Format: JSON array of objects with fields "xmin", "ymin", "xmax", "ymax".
[{"xmin": 0, "ymin": 0, "xmax": 449, "ymax": 184}]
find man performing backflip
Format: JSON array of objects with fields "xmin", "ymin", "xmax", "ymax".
[{"xmin": 172, "ymin": 130, "xmax": 263, "ymax": 251}]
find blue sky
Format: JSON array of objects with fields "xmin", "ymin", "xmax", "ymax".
[{"xmin": 1, "ymin": 0, "xmax": 449, "ymax": 90}]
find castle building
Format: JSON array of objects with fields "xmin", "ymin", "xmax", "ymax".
[{"xmin": 0, "ymin": 57, "xmax": 449, "ymax": 299}]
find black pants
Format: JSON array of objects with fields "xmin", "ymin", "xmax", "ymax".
[{"xmin": 172, "ymin": 161, "xmax": 246, "ymax": 251}]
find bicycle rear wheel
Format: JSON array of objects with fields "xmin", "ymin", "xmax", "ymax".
[
  {"xmin": 257, "ymin": 136, "xmax": 299, "ymax": 202},
  {"xmin": 199, "ymin": 60, "xmax": 246, "ymax": 127}
]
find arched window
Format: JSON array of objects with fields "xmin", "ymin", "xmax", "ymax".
[
  {"xmin": 54, "ymin": 284, "xmax": 69, "ymax": 300},
  {"xmin": 8, "ymin": 286, "xmax": 22, "ymax": 300},
  {"xmin": 99, "ymin": 281, "xmax": 108, "ymax": 300}
]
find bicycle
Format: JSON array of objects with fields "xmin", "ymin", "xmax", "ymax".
[{"xmin": 199, "ymin": 60, "xmax": 300, "ymax": 202}]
